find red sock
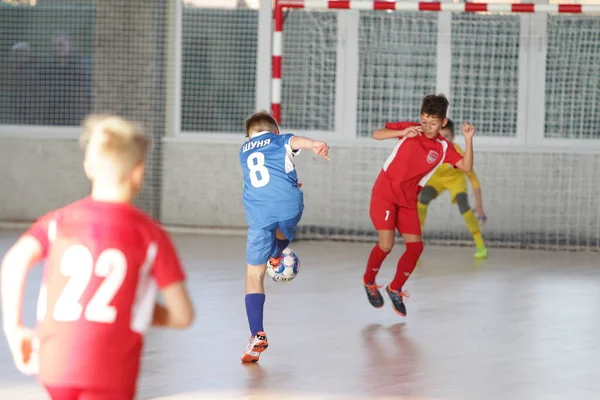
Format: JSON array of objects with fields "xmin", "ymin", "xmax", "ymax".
[
  {"xmin": 390, "ymin": 241, "xmax": 424, "ymax": 290},
  {"xmin": 363, "ymin": 244, "xmax": 390, "ymax": 284}
]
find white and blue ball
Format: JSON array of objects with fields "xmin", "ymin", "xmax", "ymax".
[{"xmin": 267, "ymin": 248, "xmax": 300, "ymax": 283}]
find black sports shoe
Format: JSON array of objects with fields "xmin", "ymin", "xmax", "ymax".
[
  {"xmin": 363, "ymin": 282, "xmax": 384, "ymax": 308},
  {"xmin": 386, "ymin": 285, "xmax": 409, "ymax": 316}
]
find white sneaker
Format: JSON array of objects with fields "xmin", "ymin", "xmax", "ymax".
[{"xmin": 240, "ymin": 331, "xmax": 268, "ymax": 363}]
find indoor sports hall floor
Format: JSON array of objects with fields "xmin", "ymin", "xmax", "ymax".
[{"xmin": 1, "ymin": 228, "xmax": 599, "ymax": 400}]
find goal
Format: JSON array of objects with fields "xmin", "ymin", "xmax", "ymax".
[{"xmin": 270, "ymin": 0, "xmax": 600, "ymax": 250}]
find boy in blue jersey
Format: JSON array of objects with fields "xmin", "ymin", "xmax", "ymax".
[{"xmin": 239, "ymin": 111, "xmax": 330, "ymax": 363}]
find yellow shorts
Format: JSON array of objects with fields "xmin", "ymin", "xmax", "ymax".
[{"xmin": 425, "ymin": 176, "xmax": 468, "ymax": 204}]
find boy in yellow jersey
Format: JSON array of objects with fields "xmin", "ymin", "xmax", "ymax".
[{"xmin": 417, "ymin": 119, "xmax": 488, "ymax": 259}]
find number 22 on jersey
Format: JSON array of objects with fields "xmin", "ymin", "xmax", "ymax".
[
  {"xmin": 247, "ymin": 151, "xmax": 270, "ymax": 188},
  {"xmin": 39, "ymin": 245, "xmax": 148, "ymax": 324}
]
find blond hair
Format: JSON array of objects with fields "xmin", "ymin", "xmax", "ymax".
[{"xmin": 80, "ymin": 114, "xmax": 151, "ymax": 182}]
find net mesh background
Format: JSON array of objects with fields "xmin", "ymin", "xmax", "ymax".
[
  {"xmin": 545, "ymin": 15, "xmax": 600, "ymax": 140},
  {"xmin": 1, "ymin": 2, "xmax": 600, "ymax": 250},
  {"xmin": 0, "ymin": 0, "xmax": 167, "ymax": 219},
  {"xmin": 450, "ymin": 13, "xmax": 520, "ymax": 138},
  {"xmin": 357, "ymin": 11, "xmax": 437, "ymax": 138},
  {"xmin": 181, "ymin": 8, "xmax": 258, "ymax": 133},
  {"xmin": 282, "ymin": 10, "xmax": 337, "ymax": 132},
  {"xmin": 0, "ymin": 4, "xmax": 93, "ymax": 126}
]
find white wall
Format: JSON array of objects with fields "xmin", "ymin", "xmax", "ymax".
[
  {"xmin": 5, "ymin": 136, "xmax": 597, "ymax": 246},
  {"xmin": 0, "ymin": 137, "xmax": 89, "ymax": 222},
  {"xmin": 160, "ymin": 141, "xmax": 600, "ymax": 245}
]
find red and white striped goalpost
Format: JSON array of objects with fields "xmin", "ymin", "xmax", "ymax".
[{"xmin": 270, "ymin": 0, "xmax": 600, "ymax": 124}]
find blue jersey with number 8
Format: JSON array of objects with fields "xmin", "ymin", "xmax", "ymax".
[{"xmin": 239, "ymin": 131, "xmax": 303, "ymax": 229}]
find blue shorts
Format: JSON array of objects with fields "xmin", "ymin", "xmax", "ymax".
[{"xmin": 246, "ymin": 212, "xmax": 303, "ymax": 265}]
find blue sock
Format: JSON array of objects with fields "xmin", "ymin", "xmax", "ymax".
[
  {"xmin": 245, "ymin": 293, "xmax": 266, "ymax": 336},
  {"xmin": 270, "ymin": 238, "xmax": 290, "ymax": 259}
]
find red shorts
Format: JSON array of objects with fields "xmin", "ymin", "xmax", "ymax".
[
  {"xmin": 44, "ymin": 386, "xmax": 134, "ymax": 400},
  {"xmin": 370, "ymin": 181, "xmax": 421, "ymax": 236}
]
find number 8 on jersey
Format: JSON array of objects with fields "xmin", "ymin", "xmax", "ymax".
[{"xmin": 247, "ymin": 152, "xmax": 270, "ymax": 188}]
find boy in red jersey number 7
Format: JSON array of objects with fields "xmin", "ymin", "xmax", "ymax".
[
  {"xmin": 1, "ymin": 115, "xmax": 194, "ymax": 400},
  {"xmin": 363, "ymin": 94, "xmax": 475, "ymax": 316}
]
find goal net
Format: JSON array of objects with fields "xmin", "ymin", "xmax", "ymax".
[{"xmin": 272, "ymin": 0, "xmax": 600, "ymax": 250}]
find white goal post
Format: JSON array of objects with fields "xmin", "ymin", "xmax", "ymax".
[
  {"xmin": 271, "ymin": 0, "xmax": 600, "ymax": 148},
  {"xmin": 271, "ymin": 0, "xmax": 600, "ymax": 127}
]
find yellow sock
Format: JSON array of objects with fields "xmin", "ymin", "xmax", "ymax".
[
  {"xmin": 462, "ymin": 210, "xmax": 485, "ymax": 248},
  {"xmin": 417, "ymin": 202, "xmax": 428, "ymax": 231}
]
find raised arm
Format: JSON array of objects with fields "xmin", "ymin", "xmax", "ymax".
[
  {"xmin": 373, "ymin": 122, "xmax": 422, "ymax": 141},
  {"xmin": 455, "ymin": 123, "xmax": 475, "ymax": 172},
  {"xmin": 372, "ymin": 128, "xmax": 406, "ymax": 140},
  {"xmin": 290, "ymin": 136, "xmax": 331, "ymax": 160}
]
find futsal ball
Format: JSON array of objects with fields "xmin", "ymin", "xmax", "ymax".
[{"xmin": 266, "ymin": 248, "xmax": 300, "ymax": 283}]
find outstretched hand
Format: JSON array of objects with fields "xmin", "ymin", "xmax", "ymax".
[{"xmin": 312, "ymin": 141, "xmax": 331, "ymax": 160}]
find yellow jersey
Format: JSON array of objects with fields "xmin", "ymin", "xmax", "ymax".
[{"xmin": 430, "ymin": 143, "xmax": 480, "ymax": 189}]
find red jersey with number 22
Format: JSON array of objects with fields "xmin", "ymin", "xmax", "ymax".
[
  {"xmin": 375, "ymin": 121, "xmax": 463, "ymax": 207},
  {"xmin": 25, "ymin": 197, "xmax": 186, "ymax": 393}
]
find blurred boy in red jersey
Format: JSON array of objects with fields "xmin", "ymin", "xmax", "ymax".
[{"xmin": 1, "ymin": 114, "xmax": 195, "ymax": 400}]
